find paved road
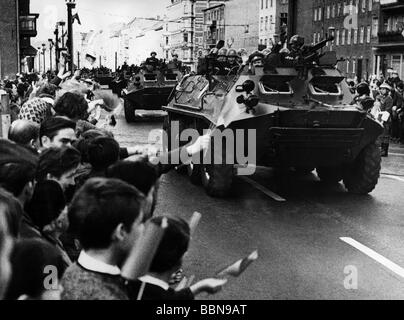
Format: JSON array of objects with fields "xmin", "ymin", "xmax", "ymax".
[{"xmin": 110, "ymin": 113, "xmax": 404, "ymax": 300}]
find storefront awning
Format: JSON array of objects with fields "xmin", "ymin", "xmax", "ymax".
[{"xmin": 21, "ymin": 46, "xmax": 38, "ymax": 57}]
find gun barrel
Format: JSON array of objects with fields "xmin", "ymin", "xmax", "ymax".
[{"xmin": 307, "ymin": 36, "xmax": 335, "ymax": 54}]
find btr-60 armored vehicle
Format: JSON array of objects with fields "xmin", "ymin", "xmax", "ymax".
[
  {"xmin": 123, "ymin": 64, "xmax": 183, "ymax": 122},
  {"xmin": 162, "ymin": 38, "xmax": 383, "ymax": 197}
]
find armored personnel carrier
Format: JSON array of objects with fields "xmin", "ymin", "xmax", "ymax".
[
  {"xmin": 122, "ymin": 64, "xmax": 183, "ymax": 122},
  {"xmin": 162, "ymin": 38, "xmax": 384, "ymax": 197}
]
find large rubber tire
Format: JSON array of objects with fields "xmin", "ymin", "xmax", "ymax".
[
  {"xmin": 201, "ymin": 163, "xmax": 234, "ymax": 197},
  {"xmin": 343, "ymin": 143, "xmax": 381, "ymax": 194},
  {"xmin": 124, "ymin": 98, "xmax": 136, "ymax": 123},
  {"xmin": 316, "ymin": 166, "xmax": 344, "ymax": 184}
]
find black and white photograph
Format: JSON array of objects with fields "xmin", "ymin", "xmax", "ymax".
[{"xmin": 0, "ymin": 0, "xmax": 404, "ymax": 308}]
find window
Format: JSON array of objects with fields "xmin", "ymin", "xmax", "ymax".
[
  {"xmin": 326, "ymin": 5, "xmax": 330, "ymax": 19},
  {"xmin": 184, "ymin": 33, "xmax": 188, "ymax": 43},
  {"xmin": 353, "ymin": 28, "xmax": 358, "ymax": 44},
  {"xmin": 366, "ymin": 25, "xmax": 371, "ymax": 43},
  {"xmin": 314, "ymin": 8, "xmax": 318, "ymax": 21},
  {"xmin": 261, "ymin": 0, "xmax": 263, "ymax": 10},
  {"xmin": 260, "ymin": 17, "xmax": 264, "ymax": 31},
  {"xmin": 332, "ymin": 4, "xmax": 335, "ymax": 18},
  {"xmin": 346, "ymin": 60, "xmax": 350, "ymax": 73},
  {"xmin": 347, "ymin": 29, "xmax": 351, "ymax": 44},
  {"xmin": 368, "ymin": 0, "xmax": 372, "ymax": 11},
  {"xmin": 260, "ymin": 39, "xmax": 263, "ymax": 45},
  {"xmin": 318, "ymin": 32, "xmax": 321, "ymax": 43},
  {"xmin": 265, "ymin": 16, "xmax": 268, "ymax": 31},
  {"xmin": 352, "ymin": 59, "xmax": 356, "ymax": 74},
  {"xmin": 318, "ymin": 7, "xmax": 322, "ymax": 21},
  {"xmin": 313, "ymin": 33, "xmax": 317, "ymax": 44},
  {"xmin": 338, "ymin": 3, "xmax": 342, "ymax": 16},
  {"xmin": 362, "ymin": 0, "xmax": 366, "ymax": 12},
  {"xmin": 271, "ymin": 0, "xmax": 273, "ymax": 7},
  {"xmin": 342, "ymin": 29, "xmax": 346, "ymax": 45},
  {"xmin": 266, "ymin": 0, "xmax": 268, "ymax": 8},
  {"xmin": 360, "ymin": 26, "xmax": 364, "ymax": 44},
  {"xmin": 270, "ymin": 15, "xmax": 273, "ymax": 30},
  {"xmin": 336, "ymin": 29, "xmax": 340, "ymax": 46},
  {"xmin": 265, "ymin": 39, "xmax": 268, "ymax": 46},
  {"xmin": 372, "ymin": 17, "xmax": 378, "ymax": 37},
  {"xmin": 166, "ymin": 36, "xmax": 169, "ymax": 45}
]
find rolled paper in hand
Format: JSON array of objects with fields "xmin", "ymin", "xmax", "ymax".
[
  {"xmin": 175, "ymin": 276, "xmax": 188, "ymax": 291},
  {"xmin": 189, "ymin": 212, "xmax": 202, "ymax": 236},
  {"xmin": 216, "ymin": 250, "xmax": 259, "ymax": 278},
  {"xmin": 121, "ymin": 218, "xmax": 168, "ymax": 280}
]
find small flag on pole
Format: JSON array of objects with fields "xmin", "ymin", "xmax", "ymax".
[
  {"xmin": 216, "ymin": 250, "xmax": 259, "ymax": 278},
  {"xmin": 72, "ymin": 13, "xmax": 81, "ymax": 25}
]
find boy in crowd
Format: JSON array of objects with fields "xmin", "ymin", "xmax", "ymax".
[
  {"xmin": 61, "ymin": 178, "xmax": 145, "ymax": 300},
  {"xmin": 39, "ymin": 117, "xmax": 77, "ymax": 150},
  {"xmin": 127, "ymin": 216, "xmax": 227, "ymax": 300}
]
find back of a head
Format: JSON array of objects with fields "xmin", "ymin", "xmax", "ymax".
[
  {"xmin": 5, "ymin": 238, "xmax": 66, "ymax": 300},
  {"xmin": 87, "ymin": 136, "xmax": 120, "ymax": 171},
  {"xmin": 0, "ymin": 188, "xmax": 24, "ymax": 238},
  {"xmin": 37, "ymin": 83, "xmax": 58, "ymax": 99},
  {"xmin": 53, "ymin": 92, "xmax": 89, "ymax": 121},
  {"xmin": 37, "ymin": 146, "xmax": 81, "ymax": 182},
  {"xmin": 0, "ymin": 139, "xmax": 38, "ymax": 197},
  {"xmin": 149, "ymin": 216, "xmax": 190, "ymax": 274},
  {"xmin": 39, "ymin": 116, "xmax": 76, "ymax": 142},
  {"xmin": 8, "ymin": 120, "xmax": 40, "ymax": 146},
  {"xmin": 68, "ymin": 178, "xmax": 145, "ymax": 250},
  {"xmin": 25, "ymin": 180, "xmax": 66, "ymax": 230},
  {"xmin": 106, "ymin": 159, "xmax": 159, "ymax": 196},
  {"xmin": 0, "ymin": 206, "xmax": 11, "ymax": 299}
]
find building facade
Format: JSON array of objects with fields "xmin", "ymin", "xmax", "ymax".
[
  {"xmin": 202, "ymin": 1, "xmax": 226, "ymax": 51},
  {"xmin": 0, "ymin": 0, "xmax": 38, "ymax": 78},
  {"xmin": 0, "ymin": 0, "xmax": 19, "ymax": 79},
  {"xmin": 163, "ymin": 0, "xmax": 198, "ymax": 68},
  {"xmin": 295, "ymin": 0, "xmax": 380, "ymax": 81},
  {"xmin": 19, "ymin": 0, "xmax": 39, "ymax": 73},
  {"xmin": 373, "ymin": 0, "xmax": 404, "ymax": 78},
  {"xmin": 259, "ymin": 0, "xmax": 289, "ymax": 48},
  {"xmin": 224, "ymin": 0, "xmax": 260, "ymax": 53}
]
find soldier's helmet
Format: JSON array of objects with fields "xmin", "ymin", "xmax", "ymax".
[
  {"xmin": 227, "ymin": 49, "xmax": 238, "ymax": 57},
  {"xmin": 218, "ymin": 48, "xmax": 228, "ymax": 56},
  {"xmin": 289, "ymin": 35, "xmax": 305, "ymax": 49},
  {"xmin": 356, "ymin": 82, "xmax": 371, "ymax": 96}
]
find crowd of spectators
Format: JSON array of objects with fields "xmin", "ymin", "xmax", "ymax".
[{"xmin": 0, "ymin": 56, "xmax": 225, "ymax": 300}]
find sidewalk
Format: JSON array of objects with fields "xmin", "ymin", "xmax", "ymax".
[{"xmin": 382, "ymin": 143, "xmax": 404, "ymax": 176}]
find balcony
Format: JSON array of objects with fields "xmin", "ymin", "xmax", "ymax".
[
  {"xmin": 19, "ymin": 14, "xmax": 39, "ymax": 37},
  {"xmin": 378, "ymin": 30, "xmax": 404, "ymax": 43}
]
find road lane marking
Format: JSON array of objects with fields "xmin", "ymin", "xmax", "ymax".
[
  {"xmin": 239, "ymin": 176, "xmax": 286, "ymax": 202},
  {"xmin": 340, "ymin": 237, "xmax": 404, "ymax": 279},
  {"xmin": 381, "ymin": 174, "xmax": 404, "ymax": 183}
]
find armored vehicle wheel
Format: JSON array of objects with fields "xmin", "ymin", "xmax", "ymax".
[
  {"xmin": 201, "ymin": 164, "xmax": 233, "ymax": 197},
  {"xmin": 343, "ymin": 143, "xmax": 381, "ymax": 194},
  {"xmin": 316, "ymin": 166, "xmax": 344, "ymax": 184},
  {"xmin": 124, "ymin": 99, "xmax": 137, "ymax": 123}
]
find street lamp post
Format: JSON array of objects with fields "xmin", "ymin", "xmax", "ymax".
[
  {"xmin": 37, "ymin": 47, "xmax": 41, "ymax": 72},
  {"xmin": 48, "ymin": 39, "xmax": 54, "ymax": 72},
  {"xmin": 66, "ymin": 0, "xmax": 76, "ymax": 72},
  {"xmin": 42, "ymin": 43, "xmax": 46, "ymax": 73}
]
